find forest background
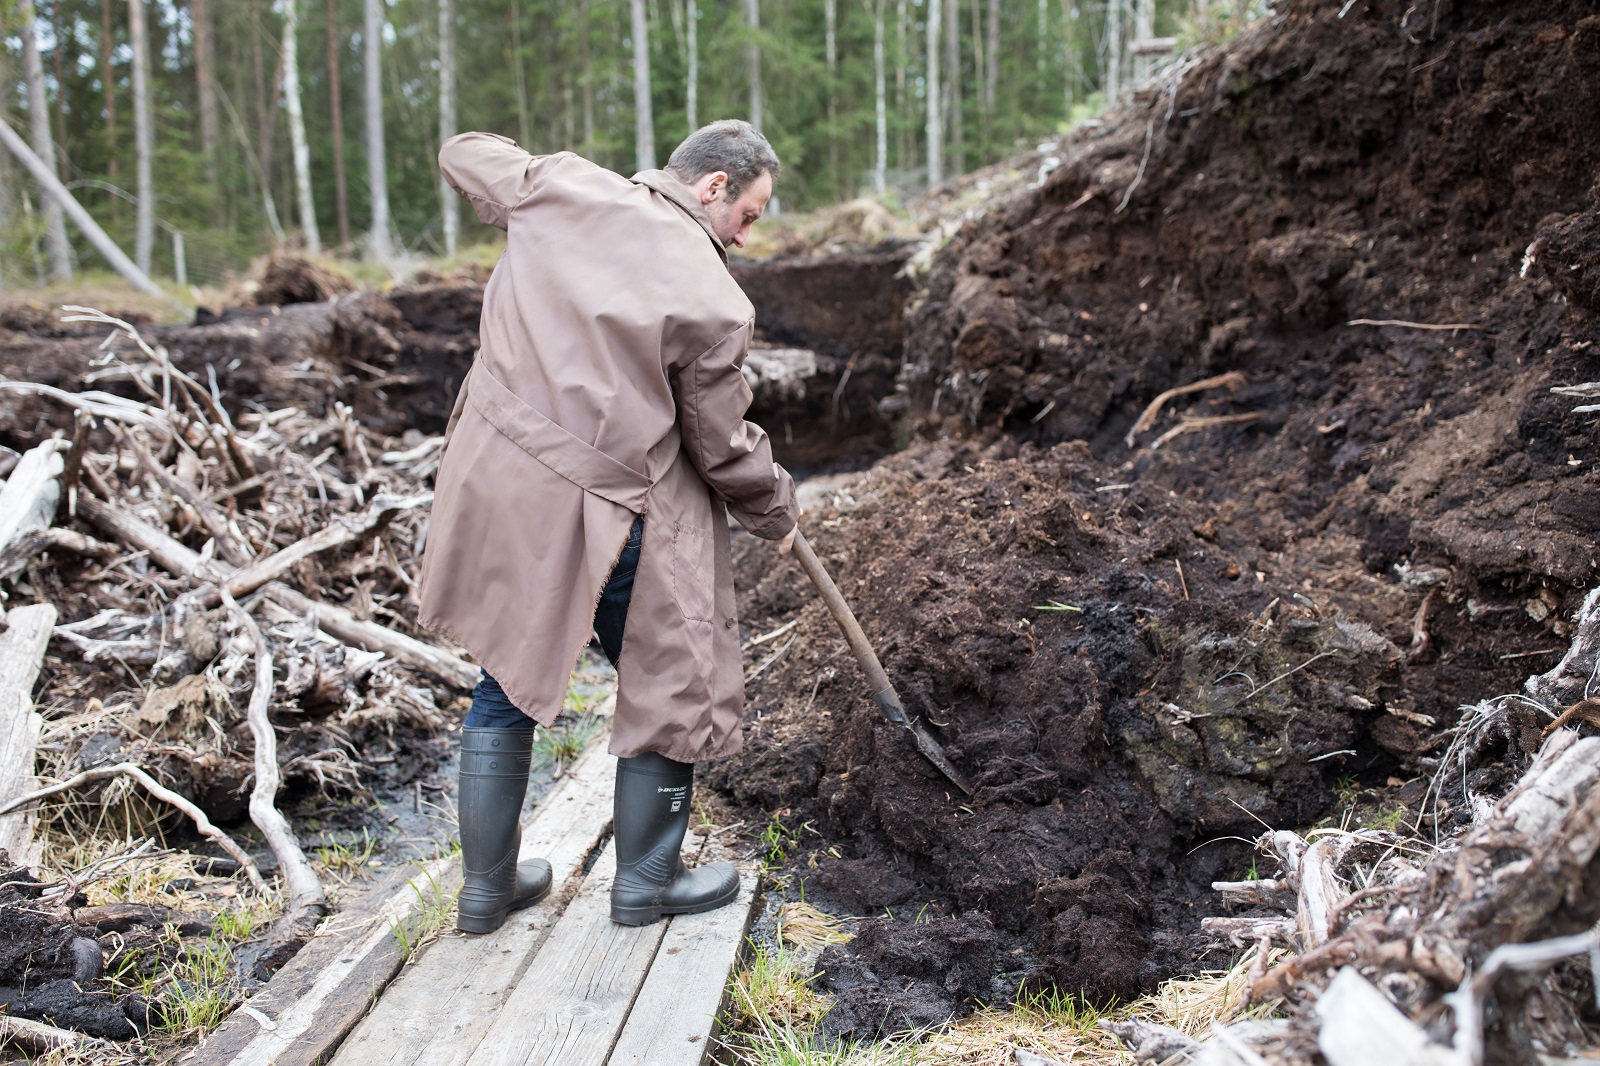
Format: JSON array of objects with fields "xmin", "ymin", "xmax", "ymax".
[{"xmin": 0, "ymin": 0, "xmax": 1229, "ymax": 289}]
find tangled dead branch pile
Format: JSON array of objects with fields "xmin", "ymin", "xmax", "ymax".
[
  {"xmin": 0, "ymin": 307, "xmax": 477, "ymax": 1047},
  {"xmin": 1104, "ymin": 590, "xmax": 1600, "ymax": 1065}
]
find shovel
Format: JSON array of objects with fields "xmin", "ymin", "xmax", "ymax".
[{"xmin": 789, "ymin": 528, "xmax": 974, "ymax": 796}]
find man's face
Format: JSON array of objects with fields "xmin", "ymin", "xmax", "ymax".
[{"xmin": 696, "ymin": 170, "xmax": 773, "ymax": 250}]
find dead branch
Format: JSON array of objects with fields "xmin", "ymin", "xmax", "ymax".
[
  {"xmin": 0, "ymin": 380, "xmax": 166, "ymax": 424},
  {"xmin": 62, "ymin": 306, "xmax": 257, "ymax": 481},
  {"xmin": 1211, "ymin": 877, "xmax": 1295, "ymax": 908},
  {"xmin": 0, "ymin": 440, "xmax": 67, "ymax": 555},
  {"xmin": 115, "ymin": 424, "xmax": 252, "ymax": 565},
  {"xmin": 265, "ymin": 584, "xmax": 479, "ymax": 691},
  {"xmin": 0, "ymin": 604, "xmax": 56, "ymax": 868},
  {"xmin": 1124, "ymin": 371, "xmax": 1247, "ymax": 447},
  {"xmin": 190, "ymin": 491, "xmax": 432, "ymax": 609},
  {"xmin": 78, "ymin": 496, "xmax": 478, "ymax": 691},
  {"xmin": 1148, "ymin": 412, "xmax": 1263, "ymax": 451},
  {"xmin": 1202, "ymin": 916, "xmax": 1298, "ymax": 947},
  {"xmin": 0, "ymin": 761, "xmax": 267, "ymax": 893},
  {"xmin": 1296, "ymin": 833, "xmax": 1354, "ymax": 948},
  {"xmin": 1346, "ymin": 318, "xmax": 1482, "ymax": 331},
  {"xmin": 0, "ymin": 526, "xmax": 115, "ymax": 583},
  {"xmin": 222, "ymin": 587, "xmax": 327, "ymax": 938},
  {"xmin": 0, "ymin": 1014, "xmax": 116, "ymax": 1056},
  {"xmin": 77, "ymin": 494, "xmax": 217, "ymax": 579}
]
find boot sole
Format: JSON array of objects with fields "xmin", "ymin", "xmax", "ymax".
[
  {"xmin": 610, "ymin": 883, "xmax": 739, "ymax": 927},
  {"xmin": 456, "ymin": 881, "xmax": 553, "ymax": 935}
]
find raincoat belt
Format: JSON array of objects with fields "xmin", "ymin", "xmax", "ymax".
[{"xmin": 466, "ymin": 359, "xmax": 667, "ymax": 513}]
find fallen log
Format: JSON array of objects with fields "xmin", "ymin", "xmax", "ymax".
[
  {"xmin": 0, "ymin": 120, "xmax": 169, "ymax": 299},
  {"xmin": 0, "ymin": 603, "xmax": 56, "ymax": 868}
]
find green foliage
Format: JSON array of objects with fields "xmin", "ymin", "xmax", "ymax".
[
  {"xmin": 3, "ymin": 0, "xmax": 1206, "ymax": 276},
  {"xmin": 759, "ymin": 809, "xmax": 804, "ymax": 868},
  {"xmin": 387, "ymin": 868, "xmax": 460, "ymax": 960},
  {"xmin": 315, "ymin": 828, "xmax": 380, "ymax": 881}
]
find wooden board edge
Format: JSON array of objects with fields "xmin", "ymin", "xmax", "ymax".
[
  {"xmin": 190, "ymin": 857, "xmax": 456, "ymax": 1065},
  {"xmin": 605, "ymin": 867, "xmax": 764, "ymax": 1066}
]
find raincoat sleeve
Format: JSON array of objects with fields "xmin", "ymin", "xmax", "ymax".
[
  {"xmin": 673, "ymin": 321, "xmax": 800, "ymax": 540},
  {"xmin": 439, "ymin": 132, "xmax": 565, "ymax": 231}
]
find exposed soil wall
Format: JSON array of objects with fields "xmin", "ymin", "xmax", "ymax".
[{"xmin": 707, "ymin": 0, "xmax": 1600, "ymax": 1040}]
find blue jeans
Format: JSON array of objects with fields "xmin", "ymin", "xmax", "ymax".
[{"xmin": 464, "ymin": 515, "xmax": 644, "ymax": 731}]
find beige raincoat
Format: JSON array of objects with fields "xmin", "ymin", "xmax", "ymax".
[{"xmin": 418, "ymin": 132, "xmax": 798, "ymax": 763}]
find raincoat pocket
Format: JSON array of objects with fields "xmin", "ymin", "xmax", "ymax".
[{"xmin": 671, "ymin": 522, "xmax": 716, "ymax": 622}]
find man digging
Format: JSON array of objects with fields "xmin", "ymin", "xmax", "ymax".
[{"xmin": 419, "ymin": 120, "xmax": 799, "ymax": 933}]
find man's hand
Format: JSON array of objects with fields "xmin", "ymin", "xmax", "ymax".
[{"xmin": 778, "ymin": 513, "xmax": 802, "ymax": 555}]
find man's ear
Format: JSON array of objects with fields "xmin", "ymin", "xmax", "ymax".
[{"xmin": 698, "ymin": 170, "xmax": 728, "ymax": 205}]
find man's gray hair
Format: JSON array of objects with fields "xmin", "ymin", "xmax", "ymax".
[{"xmin": 666, "ymin": 120, "xmax": 779, "ymax": 200}]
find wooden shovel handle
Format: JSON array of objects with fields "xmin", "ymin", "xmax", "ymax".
[
  {"xmin": 789, "ymin": 528, "xmax": 898, "ymax": 713},
  {"xmin": 789, "ymin": 528, "xmax": 974, "ymax": 795}
]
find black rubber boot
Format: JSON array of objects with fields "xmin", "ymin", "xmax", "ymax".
[
  {"xmin": 610, "ymin": 752, "xmax": 738, "ymax": 926},
  {"xmin": 456, "ymin": 727, "xmax": 553, "ymax": 934}
]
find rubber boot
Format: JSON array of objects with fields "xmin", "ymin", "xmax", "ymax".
[
  {"xmin": 456, "ymin": 727, "xmax": 553, "ymax": 934},
  {"xmin": 610, "ymin": 752, "xmax": 738, "ymax": 926}
]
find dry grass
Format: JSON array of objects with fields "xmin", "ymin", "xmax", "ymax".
[
  {"xmin": 720, "ymin": 930, "xmax": 1274, "ymax": 1066},
  {"xmin": 0, "ymin": 271, "xmax": 192, "ymax": 324},
  {"xmin": 778, "ymin": 901, "xmax": 855, "ymax": 950}
]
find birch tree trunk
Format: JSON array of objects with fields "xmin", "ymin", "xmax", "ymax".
[
  {"xmin": 100, "ymin": 0, "xmax": 119, "ymax": 221},
  {"xmin": 280, "ymin": 0, "xmax": 321, "ymax": 252},
  {"xmin": 327, "ymin": 0, "xmax": 351, "ymax": 249},
  {"xmin": 631, "ymin": 0, "xmax": 655, "ymax": 171},
  {"xmin": 19, "ymin": 0, "xmax": 71, "ymax": 281},
  {"xmin": 944, "ymin": 0, "xmax": 962, "ymax": 175},
  {"xmin": 825, "ymin": 0, "xmax": 837, "ymax": 195},
  {"xmin": 438, "ymin": 0, "xmax": 457, "ymax": 255},
  {"xmin": 363, "ymin": 0, "xmax": 392, "ymax": 261},
  {"xmin": 193, "ymin": 0, "xmax": 221, "ymax": 214},
  {"xmin": 1132, "ymin": 0, "xmax": 1154, "ymax": 85},
  {"xmin": 744, "ymin": 0, "xmax": 762, "ymax": 132},
  {"xmin": 508, "ymin": 2, "xmax": 529, "ymax": 146},
  {"xmin": 972, "ymin": 0, "xmax": 986, "ymax": 144},
  {"xmin": 580, "ymin": 0, "xmax": 595, "ymax": 145},
  {"xmin": 686, "ymin": 0, "xmax": 697, "ymax": 130},
  {"xmin": 0, "ymin": 121, "xmax": 165, "ymax": 297},
  {"xmin": 925, "ymin": 0, "xmax": 942, "ymax": 185},
  {"xmin": 872, "ymin": 0, "xmax": 887, "ymax": 196},
  {"xmin": 1104, "ymin": 0, "xmax": 1123, "ymax": 102},
  {"xmin": 0, "ymin": 43, "xmax": 14, "ymax": 286},
  {"xmin": 985, "ymin": 0, "xmax": 999, "ymax": 128},
  {"xmin": 129, "ymin": 0, "xmax": 154, "ymax": 274}
]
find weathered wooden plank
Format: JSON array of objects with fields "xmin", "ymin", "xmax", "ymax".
[
  {"xmin": 606, "ymin": 867, "xmax": 761, "ymax": 1066},
  {"xmin": 0, "ymin": 603, "xmax": 57, "ymax": 868},
  {"xmin": 333, "ymin": 740, "xmax": 618, "ymax": 1066},
  {"xmin": 190, "ymin": 856, "xmax": 458, "ymax": 1066},
  {"xmin": 464, "ymin": 847, "xmax": 667, "ymax": 1066}
]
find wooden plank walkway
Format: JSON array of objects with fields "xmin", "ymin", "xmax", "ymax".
[{"xmin": 197, "ymin": 739, "xmax": 760, "ymax": 1066}]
